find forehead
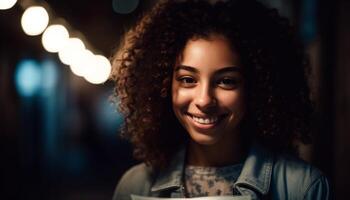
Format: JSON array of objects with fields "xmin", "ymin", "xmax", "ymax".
[{"xmin": 178, "ymin": 34, "xmax": 240, "ymax": 71}]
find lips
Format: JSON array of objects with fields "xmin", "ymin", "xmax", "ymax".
[
  {"xmin": 192, "ymin": 115, "xmax": 218, "ymax": 124},
  {"xmin": 186, "ymin": 113, "xmax": 226, "ymax": 131}
]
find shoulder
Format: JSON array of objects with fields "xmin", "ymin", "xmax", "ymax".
[
  {"xmin": 273, "ymin": 154, "xmax": 321, "ymax": 179},
  {"xmin": 271, "ymin": 154, "xmax": 330, "ymax": 199},
  {"xmin": 113, "ymin": 163, "xmax": 154, "ymax": 200}
]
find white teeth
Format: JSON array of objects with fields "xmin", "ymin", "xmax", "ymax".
[{"xmin": 192, "ymin": 115, "xmax": 218, "ymax": 124}]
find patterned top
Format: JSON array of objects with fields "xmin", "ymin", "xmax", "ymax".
[{"xmin": 184, "ymin": 164, "xmax": 243, "ymax": 198}]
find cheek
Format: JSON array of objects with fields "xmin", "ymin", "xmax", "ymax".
[
  {"xmin": 217, "ymin": 90, "xmax": 245, "ymax": 113},
  {"xmin": 172, "ymin": 86, "xmax": 194, "ymax": 111}
]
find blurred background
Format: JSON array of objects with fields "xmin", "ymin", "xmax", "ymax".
[{"xmin": 0, "ymin": 0, "xmax": 349, "ymax": 199}]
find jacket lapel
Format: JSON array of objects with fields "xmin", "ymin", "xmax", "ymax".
[
  {"xmin": 150, "ymin": 143, "xmax": 274, "ymax": 198},
  {"xmin": 235, "ymin": 143, "xmax": 273, "ymax": 197}
]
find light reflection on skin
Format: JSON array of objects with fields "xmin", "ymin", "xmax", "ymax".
[{"xmin": 171, "ymin": 33, "xmax": 246, "ymax": 166}]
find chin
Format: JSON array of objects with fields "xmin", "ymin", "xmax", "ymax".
[{"xmin": 189, "ymin": 131, "xmax": 221, "ymax": 146}]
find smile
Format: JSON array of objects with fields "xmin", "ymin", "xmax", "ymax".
[
  {"xmin": 186, "ymin": 113, "xmax": 227, "ymax": 130},
  {"xmin": 191, "ymin": 115, "xmax": 218, "ymax": 124}
]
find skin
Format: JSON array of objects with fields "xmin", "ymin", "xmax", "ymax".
[{"xmin": 172, "ymin": 34, "xmax": 246, "ymax": 167}]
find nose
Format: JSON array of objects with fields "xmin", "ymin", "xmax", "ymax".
[{"xmin": 194, "ymin": 82, "xmax": 217, "ymax": 111}]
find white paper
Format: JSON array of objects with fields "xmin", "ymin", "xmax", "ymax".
[{"xmin": 131, "ymin": 194, "xmax": 251, "ymax": 200}]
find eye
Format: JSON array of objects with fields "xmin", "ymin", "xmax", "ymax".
[
  {"xmin": 217, "ymin": 77, "xmax": 239, "ymax": 89},
  {"xmin": 176, "ymin": 76, "xmax": 197, "ymax": 87}
]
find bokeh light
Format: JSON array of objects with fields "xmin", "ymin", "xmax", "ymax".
[
  {"xmin": 0, "ymin": 0, "xmax": 17, "ymax": 10},
  {"xmin": 84, "ymin": 55, "xmax": 111, "ymax": 84},
  {"xmin": 15, "ymin": 59, "xmax": 42, "ymax": 97},
  {"xmin": 112, "ymin": 0, "xmax": 139, "ymax": 14},
  {"xmin": 21, "ymin": 6, "xmax": 49, "ymax": 36},
  {"xmin": 41, "ymin": 59, "xmax": 58, "ymax": 92},
  {"xmin": 69, "ymin": 49, "xmax": 94, "ymax": 77},
  {"xmin": 42, "ymin": 24, "xmax": 69, "ymax": 53},
  {"xmin": 58, "ymin": 37, "xmax": 85, "ymax": 65}
]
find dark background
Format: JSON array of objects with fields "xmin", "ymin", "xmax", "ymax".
[{"xmin": 1, "ymin": 0, "xmax": 349, "ymax": 199}]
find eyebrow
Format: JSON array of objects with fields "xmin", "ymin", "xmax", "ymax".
[{"xmin": 174, "ymin": 65, "xmax": 242, "ymax": 74}]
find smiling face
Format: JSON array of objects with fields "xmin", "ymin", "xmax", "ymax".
[{"xmin": 172, "ymin": 34, "xmax": 245, "ymax": 147}]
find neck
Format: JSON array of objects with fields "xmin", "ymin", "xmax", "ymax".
[{"xmin": 186, "ymin": 131, "xmax": 247, "ymax": 167}]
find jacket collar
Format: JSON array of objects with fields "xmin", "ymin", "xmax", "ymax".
[
  {"xmin": 151, "ymin": 147, "xmax": 186, "ymax": 192},
  {"xmin": 235, "ymin": 143, "xmax": 273, "ymax": 195},
  {"xmin": 151, "ymin": 143, "xmax": 273, "ymax": 195}
]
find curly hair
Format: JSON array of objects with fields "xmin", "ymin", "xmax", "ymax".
[{"xmin": 111, "ymin": 0, "xmax": 313, "ymax": 169}]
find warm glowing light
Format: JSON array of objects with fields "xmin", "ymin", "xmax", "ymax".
[
  {"xmin": 69, "ymin": 49, "xmax": 94, "ymax": 77},
  {"xmin": 21, "ymin": 6, "xmax": 49, "ymax": 36},
  {"xmin": 0, "ymin": 0, "xmax": 17, "ymax": 10},
  {"xmin": 42, "ymin": 24, "xmax": 69, "ymax": 53},
  {"xmin": 84, "ymin": 55, "xmax": 111, "ymax": 84},
  {"xmin": 58, "ymin": 38, "xmax": 85, "ymax": 65}
]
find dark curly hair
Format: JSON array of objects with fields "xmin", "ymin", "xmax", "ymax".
[{"xmin": 111, "ymin": 0, "xmax": 313, "ymax": 169}]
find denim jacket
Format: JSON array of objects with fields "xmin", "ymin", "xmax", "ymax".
[{"xmin": 113, "ymin": 144, "xmax": 329, "ymax": 200}]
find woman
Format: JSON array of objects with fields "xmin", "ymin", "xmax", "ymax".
[{"xmin": 111, "ymin": 0, "xmax": 330, "ymax": 199}]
